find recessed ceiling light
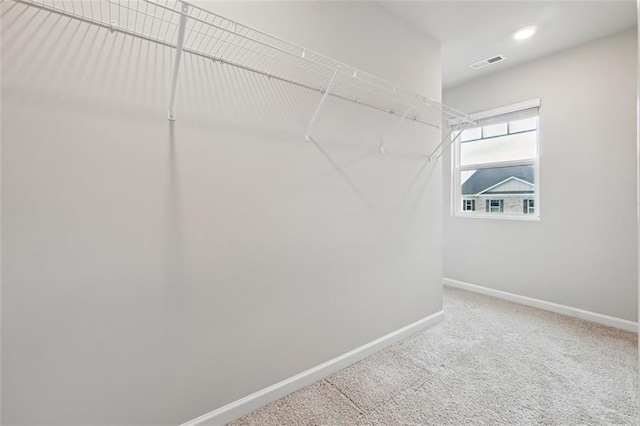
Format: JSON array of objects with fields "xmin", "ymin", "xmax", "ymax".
[{"xmin": 512, "ymin": 26, "xmax": 537, "ymax": 41}]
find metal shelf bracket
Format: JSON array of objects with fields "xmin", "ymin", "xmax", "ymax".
[
  {"xmin": 429, "ymin": 118, "xmax": 468, "ymax": 162},
  {"xmin": 380, "ymin": 94, "xmax": 420, "ymax": 155},
  {"xmin": 167, "ymin": 2, "xmax": 189, "ymax": 121},
  {"xmin": 304, "ymin": 66, "xmax": 340, "ymax": 142}
]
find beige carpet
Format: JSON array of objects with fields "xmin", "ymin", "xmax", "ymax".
[{"xmin": 230, "ymin": 287, "xmax": 638, "ymax": 425}]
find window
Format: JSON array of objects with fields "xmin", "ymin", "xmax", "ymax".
[
  {"xmin": 463, "ymin": 199, "xmax": 476, "ymax": 211},
  {"xmin": 523, "ymin": 199, "xmax": 535, "ymax": 214},
  {"xmin": 487, "ymin": 199, "xmax": 504, "ymax": 213},
  {"xmin": 452, "ymin": 99, "xmax": 540, "ymax": 219}
]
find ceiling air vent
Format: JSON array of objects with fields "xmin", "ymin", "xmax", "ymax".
[{"xmin": 470, "ymin": 54, "xmax": 506, "ymax": 70}]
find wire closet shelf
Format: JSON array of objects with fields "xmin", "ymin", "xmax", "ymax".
[{"xmin": 13, "ymin": 0, "xmax": 475, "ymax": 150}]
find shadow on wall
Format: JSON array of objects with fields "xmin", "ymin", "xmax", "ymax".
[
  {"xmin": 3, "ymin": 0, "xmax": 444, "ymax": 299},
  {"xmin": 164, "ymin": 120, "xmax": 186, "ymax": 311},
  {"xmin": 2, "ymin": 2, "xmax": 444, "ymax": 424},
  {"xmin": 2, "ymin": 1, "xmax": 440, "ymax": 227}
]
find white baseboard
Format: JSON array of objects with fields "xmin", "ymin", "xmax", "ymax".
[
  {"xmin": 443, "ymin": 278, "xmax": 638, "ymax": 333},
  {"xmin": 181, "ymin": 310, "xmax": 445, "ymax": 426}
]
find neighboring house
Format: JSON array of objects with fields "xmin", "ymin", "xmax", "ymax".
[{"xmin": 461, "ymin": 165, "xmax": 535, "ymax": 214}]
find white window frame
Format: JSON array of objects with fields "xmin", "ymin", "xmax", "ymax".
[
  {"xmin": 451, "ymin": 99, "xmax": 541, "ymax": 221},
  {"xmin": 462, "ymin": 199, "xmax": 475, "ymax": 211},
  {"xmin": 523, "ymin": 199, "xmax": 535, "ymax": 214},
  {"xmin": 487, "ymin": 199, "xmax": 504, "ymax": 213}
]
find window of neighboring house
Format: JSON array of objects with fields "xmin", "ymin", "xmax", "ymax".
[
  {"xmin": 452, "ymin": 99, "xmax": 540, "ymax": 220},
  {"xmin": 486, "ymin": 199, "xmax": 504, "ymax": 213},
  {"xmin": 523, "ymin": 199, "xmax": 535, "ymax": 214},
  {"xmin": 463, "ymin": 199, "xmax": 476, "ymax": 211}
]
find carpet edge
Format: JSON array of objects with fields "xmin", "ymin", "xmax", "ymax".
[{"xmin": 443, "ymin": 278, "xmax": 638, "ymax": 333}]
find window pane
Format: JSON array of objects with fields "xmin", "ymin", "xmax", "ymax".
[
  {"xmin": 483, "ymin": 123, "xmax": 508, "ymax": 138},
  {"xmin": 460, "ymin": 131, "xmax": 537, "ymax": 166},
  {"xmin": 462, "ymin": 199, "xmax": 476, "ymax": 212},
  {"xmin": 509, "ymin": 117, "xmax": 537, "ymax": 133},
  {"xmin": 461, "ymin": 127, "xmax": 482, "ymax": 142},
  {"xmin": 488, "ymin": 199, "xmax": 502, "ymax": 213},
  {"xmin": 454, "ymin": 107, "xmax": 539, "ymax": 220},
  {"xmin": 460, "ymin": 164, "xmax": 536, "ymax": 215}
]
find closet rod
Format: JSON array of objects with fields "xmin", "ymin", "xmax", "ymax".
[
  {"xmin": 14, "ymin": 0, "xmax": 475, "ymax": 131},
  {"xmin": 15, "ymin": 0, "xmax": 446, "ymax": 128},
  {"xmin": 193, "ymin": 52, "xmax": 441, "ymax": 129},
  {"xmin": 156, "ymin": 0, "xmax": 469, "ymax": 122}
]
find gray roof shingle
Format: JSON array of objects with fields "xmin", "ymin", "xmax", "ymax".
[{"xmin": 461, "ymin": 165, "xmax": 534, "ymax": 195}]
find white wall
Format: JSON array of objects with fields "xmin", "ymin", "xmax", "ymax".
[
  {"xmin": 1, "ymin": 1, "xmax": 442, "ymax": 424},
  {"xmin": 444, "ymin": 30, "xmax": 638, "ymax": 323}
]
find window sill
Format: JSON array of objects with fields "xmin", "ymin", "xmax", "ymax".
[{"xmin": 453, "ymin": 212, "xmax": 540, "ymax": 221}]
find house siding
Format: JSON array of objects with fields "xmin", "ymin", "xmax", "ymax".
[{"xmin": 462, "ymin": 196, "xmax": 533, "ymax": 214}]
